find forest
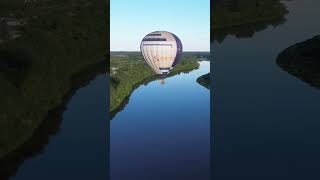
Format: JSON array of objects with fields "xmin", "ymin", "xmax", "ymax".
[
  {"xmin": 0, "ymin": 0, "xmax": 107, "ymax": 159},
  {"xmin": 212, "ymin": 0, "xmax": 289, "ymax": 43},
  {"xmin": 212, "ymin": 0, "xmax": 288, "ymax": 30},
  {"xmin": 276, "ymin": 36, "xmax": 320, "ymax": 89},
  {"xmin": 110, "ymin": 53, "xmax": 200, "ymax": 113},
  {"xmin": 197, "ymin": 73, "xmax": 210, "ymax": 89}
]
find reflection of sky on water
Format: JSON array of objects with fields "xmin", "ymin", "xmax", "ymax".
[
  {"xmin": 9, "ymin": 75, "xmax": 108, "ymax": 180},
  {"xmin": 111, "ymin": 61, "xmax": 210, "ymax": 180},
  {"xmin": 213, "ymin": 0, "xmax": 320, "ymax": 179}
]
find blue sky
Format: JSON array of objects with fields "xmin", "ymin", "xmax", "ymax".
[{"xmin": 110, "ymin": 0, "xmax": 210, "ymax": 51}]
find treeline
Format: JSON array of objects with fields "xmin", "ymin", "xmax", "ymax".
[
  {"xmin": 212, "ymin": 0, "xmax": 288, "ymax": 30},
  {"xmin": 212, "ymin": 0, "xmax": 288, "ymax": 43},
  {"xmin": 110, "ymin": 54, "xmax": 200, "ymax": 113},
  {"xmin": 0, "ymin": 0, "xmax": 107, "ymax": 158},
  {"xmin": 276, "ymin": 36, "xmax": 320, "ymax": 89},
  {"xmin": 197, "ymin": 73, "xmax": 210, "ymax": 89}
]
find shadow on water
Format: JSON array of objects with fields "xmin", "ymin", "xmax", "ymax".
[
  {"xmin": 276, "ymin": 35, "xmax": 320, "ymax": 89},
  {"xmin": 0, "ymin": 61, "xmax": 107, "ymax": 180},
  {"xmin": 212, "ymin": 0, "xmax": 288, "ymax": 43}
]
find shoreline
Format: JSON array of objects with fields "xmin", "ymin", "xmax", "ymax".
[
  {"xmin": 212, "ymin": 0, "xmax": 289, "ymax": 31},
  {"xmin": 0, "ymin": 59, "xmax": 107, "ymax": 162},
  {"xmin": 0, "ymin": 59, "xmax": 107, "ymax": 179},
  {"xmin": 110, "ymin": 63, "xmax": 200, "ymax": 118},
  {"xmin": 213, "ymin": 15, "xmax": 287, "ymax": 31},
  {"xmin": 276, "ymin": 35, "xmax": 320, "ymax": 89},
  {"xmin": 197, "ymin": 73, "xmax": 210, "ymax": 89}
]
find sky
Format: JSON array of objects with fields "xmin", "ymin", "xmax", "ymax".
[{"xmin": 110, "ymin": 0, "xmax": 210, "ymax": 51}]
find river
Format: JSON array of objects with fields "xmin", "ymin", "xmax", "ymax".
[
  {"xmin": 110, "ymin": 61, "xmax": 210, "ymax": 180},
  {"xmin": 3, "ymin": 61, "xmax": 210, "ymax": 179},
  {"xmin": 213, "ymin": 0, "xmax": 320, "ymax": 179},
  {"xmin": 3, "ymin": 0, "xmax": 318, "ymax": 179},
  {"xmin": 3, "ymin": 74, "xmax": 108, "ymax": 180}
]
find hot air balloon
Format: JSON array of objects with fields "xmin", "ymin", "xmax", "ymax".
[{"xmin": 140, "ymin": 31, "xmax": 183, "ymax": 84}]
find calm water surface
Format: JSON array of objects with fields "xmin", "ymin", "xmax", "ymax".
[
  {"xmin": 213, "ymin": 0, "xmax": 320, "ymax": 179},
  {"xmin": 8, "ymin": 74, "xmax": 108, "ymax": 180},
  {"xmin": 111, "ymin": 61, "xmax": 210, "ymax": 180}
]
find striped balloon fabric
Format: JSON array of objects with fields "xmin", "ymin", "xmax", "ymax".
[{"xmin": 140, "ymin": 31, "xmax": 183, "ymax": 76}]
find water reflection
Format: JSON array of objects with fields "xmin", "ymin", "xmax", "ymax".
[
  {"xmin": 0, "ymin": 0, "xmax": 107, "ymax": 179},
  {"xmin": 0, "ymin": 107, "xmax": 64, "ymax": 179},
  {"xmin": 110, "ymin": 52, "xmax": 210, "ymax": 119},
  {"xmin": 0, "ymin": 66, "xmax": 105, "ymax": 179},
  {"xmin": 213, "ymin": 0, "xmax": 320, "ymax": 179},
  {"xmin": 212, "ymin": 0, "xmax": 288, "ymax": 43},
  {"xmin": 111, "ymin": 61, "xmax": 210, "ymax": 180},
  {"xmin": 109, "ymin": 66, "xmax": 200, "ymax": 119}
]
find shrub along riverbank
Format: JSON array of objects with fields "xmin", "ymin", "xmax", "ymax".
[
  {"xmin": 212, "ymin": 0, "xmax": 288, "ymax": 30},
  {"xmin": 110, "ymin": 53, "xmax": 200, "ymax": 114},
  {"xmin": 197, "ymin": 73, "xmax": 210, "ymax": 89},
  {"xmin": 276, "ymin": 35, "xmax": 320, "ymax": 89},
  {"xmin": 0, "ymin": 0, "xmax": 107, "ymax": 159}
]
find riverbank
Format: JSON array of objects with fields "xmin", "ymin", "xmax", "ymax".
[
  {"xmin": 212, "ymin": 0, "xmax": 288, "ymax": 30},
  {"xmin": 212, "ymin": 0, "xmax": 320, "ymax": 178},
  {"xmin": 110, "ymin": 53, "xmax": 200, "ymax": 114},
  {"xmin": 276, "ymin": 35, "xmax": 320, "ymax": 89},
  {"xmin": 0, "ymin": 59, "xmax": 107, "ymax": 159},
  {"xmin": 0, "ymin": 60, "xmax": 106, "ymax": 179},
  {"xmin": 197, "ymin": 73, "xmax": 210, "ymax": 89},
  {"xmin": 110, "ymin": 61, "xmax": 210, "ymax": 179},
  {"xmin": 0, "ymin": 0, "xmax": 107, "ymax": 159}
]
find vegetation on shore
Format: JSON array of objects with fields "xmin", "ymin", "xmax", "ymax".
[
  {"xmin": 110, "ymin": 53, "xmax": 200, "ymax": 113},
  {"xmin": 197, "ymin": 73, "xmax": 210, "ymax": 89},
  {"xmin": 212, "ymin": 0, "xmax": 288, "ymax": 30},
  {"xmin": 212, "ymin": 0, "xmax": 288, "ymax": 42},
  {"xmin": 276, "ymin": 35, "xmax": 320, "ymax": 89},
  {"xmin": 0, "ymin": 0, "xmax": 107, "ymax": 159}
]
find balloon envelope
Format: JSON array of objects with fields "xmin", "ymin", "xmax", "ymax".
[{"xmin": 140, "ymin": 31, "xmax": 183, "ymax": 76}]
